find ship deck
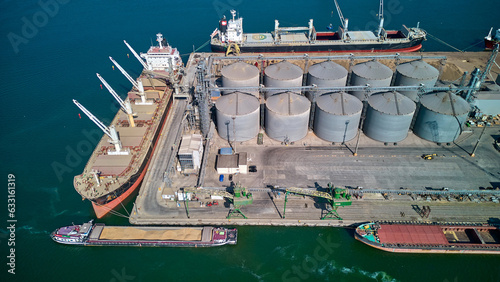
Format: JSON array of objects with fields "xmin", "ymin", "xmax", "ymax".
[
  {"xmin": 74, "ymin": 75, "xmax": 171, "ymax": 201},
  {"xmin": 89, "ymin": 224, "xmax": 209, "ymax": 242}
]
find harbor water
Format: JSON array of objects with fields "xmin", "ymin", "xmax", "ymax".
[{"xmin": 1, "ymin": 0, "xmax": 500, "ymax": 281}]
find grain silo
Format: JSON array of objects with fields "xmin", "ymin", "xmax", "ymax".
[
  {"xmin": 313, "ymin": 92, "xmax": 362, "ymax": 142},
  {"xmin": 306, "ymin": 61, "xmax": 348, "ymax": 102},
  {"xmin": 264, "ymin": 61, "xmax": 303, "ymax": 98},
  {"xmin": 413, "ymin": 92, "xmax": 470, "ymax": 143},
  {"xmin": 393, "ymin": 60, "xmax": 439, "ymax": 102},
  {"xmin": 221, "ymin": 61, "xmax": 260, "ymax": 97},
  {"xmin": 363, "ymin": 92, "xmax": 416, "ymax": 142},
  {"xmin": 350, "ymin": 60, "xmax": 393, "ymax": 101},
  {"xmin": 265, "ymin": 92, "xmax": 310, "ymax": 142},
  {"xmin": 216, "ymin": 92, "xmax": 260, "ymax": 142}
]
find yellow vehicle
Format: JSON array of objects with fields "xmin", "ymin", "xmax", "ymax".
[{"xmin": 422, "ymin": 154, "xmax": 437, "ymax": 160}]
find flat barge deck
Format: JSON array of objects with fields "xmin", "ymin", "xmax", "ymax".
[{"xmin": 51, "ymin": 221, "xmax": 237, "ymax": 247}]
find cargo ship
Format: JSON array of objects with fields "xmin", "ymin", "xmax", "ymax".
[
  {"xmin": 210, "ymin": 1, "xmax": 426, "ymax": 53},
  {"xmin": 51, "ymin": 221, "xmax": 237, "ymax": 247},
  {"xmin": 485, "ymin": 27, "xmax": 500, "ymax": 50},
  {"xmin": 355, "ymin": 222, "xmax": 500, "ymax": 254},
  {"xmin": 73, "ymin": 33, "xmax": 182, "ymax": 218}
]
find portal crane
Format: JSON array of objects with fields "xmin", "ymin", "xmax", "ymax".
[
  {"xmin": 96, "ymin": 73, "xmax": 136, "ymax": 127},
  {"xmin": 282, "ymin": 183, "xmax": 352, "ymax": 220},
  {"xmin": 73, "ymin": 99, "xmax": 129, "ymax": 155},
  {"xmin": 109, "ymin": 56, "xmax": 151, "ymax": 105},
  {"xmin": 123, "ymin": 40, "xmax": 149, "ymax": 70},
  {"xmin": 182, "ymin": 183, "xmax": 253, "ymax": 219}
]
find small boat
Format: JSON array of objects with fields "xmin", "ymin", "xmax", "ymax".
[
  {"xmin": 355, "ymin": 221, "xmax": 500, "ymax": 254},
  {"xmin": 51, "ymin": 221, "xmax": 237, "ymax": 247},
  {"xmin": 485, "ymin": 27, "xmax": 500, "ymax": 50}
]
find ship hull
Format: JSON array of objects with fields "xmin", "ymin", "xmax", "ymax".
[
  {"xmin": 355, "ymin": 222, "xmax": 500, "ymax": 255},
  {"xmin": 90, "ymin": 91, "xmax": 174, "ymax": 218},
  {"xmin": 211, "ymin": 38, "xmax": 424, "ymax": 53},
  {"xmin": 485, "ymin": 38, "xmax": 499, "ymax": 50},
  {"xmin": 51, "ymin": 222, "xmax": 238, "ymax": 247}
]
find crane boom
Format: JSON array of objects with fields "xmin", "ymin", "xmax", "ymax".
[
  {"xmin": 73, "ymin": 99, "xmax": 112, "ymax": 139},
  {"xmin": 73, "ymin": 99, "xmax": 128, "ymax": 154},
  {"xmin": 109, "ymin": 56, "xmax": 141, "ymax": 92},
  {"xmin": 333, "ymin": 0, "xmax": 348, "ymax": 32},
  {"xmin": 96, "ymin": 73, "xmax": 132, "ymax": 115},
  {"xmin": 123, "ymin": 40, "xmax": 149, "ymax": 70},
  {"xmin": 377, "ymin": 0, "xmax": 385, "ymax": 37}
]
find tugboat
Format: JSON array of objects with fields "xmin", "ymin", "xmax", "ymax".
[
  {"xmin": 51, "ymin": 221, "xmax": 238, "ymax": 247},
  {"xmin": 485, "ymin": 27, "xmax": 500, "ymax": 50},
  {"xmin": 210, "ymin": 0, "xmax": 426, "ymax": 53}
]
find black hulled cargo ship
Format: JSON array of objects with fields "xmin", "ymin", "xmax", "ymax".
[{"xmin": 210, "ymin": 1, "xmax": 426, "ymax": 53}]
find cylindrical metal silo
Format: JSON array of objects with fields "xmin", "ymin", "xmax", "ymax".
[
  {"xmin": 265, "ymin": 92, "xmax": 310, "ymax": 142},
  {"xmin": 221, "ymin": 62, "xmax": 260, "ymax": 97},
  {"xmin": 413, "ymin": 92, "xmax": 470, "ymax": 143},
  {"xmin": 264, "ymin": 61, "xmax": 303, "ymax": 98},
  {"xmin": 394, "ymin": 60, "xmax": 439, "ymax": 102},
  {"xmin": 363, "ymin": 92, "xmax": 416, "ymax": 142},
  {"xmin": 215, "ymin": 92, "xmax": 260, "ymax": 141},
  {"xmin": 313, "ymin": 92, "xmax": 362, "ymax": 142},
  {"xmin": 306, "ymin": 61, "xmax": 348, "ymax": 101},
  {"xmin": 350, "ymin": 60, "xmax": 393, "ymax": 101}
]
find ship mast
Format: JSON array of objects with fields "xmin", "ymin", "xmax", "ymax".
[
  {"xmin": 96, "ymin": 73, "xmax": 136, "ymax": 127},
  {"xmin": 377, "ymin": 0, "xmax": 385, "ymax": 37},
  {"xmin": 123, "ymin": 40, "xmax": 149, "ymax": 70},
  {"xmin": 109, "ymin": 56, "xmax": 152, "ymax": 105},
  {"xmin": 73, "ymin": 99, "xmax": 129, "ymax": 155},
  {"xmin": 334, "ymin": 0, "xmax": 348, "ymax": 35}
]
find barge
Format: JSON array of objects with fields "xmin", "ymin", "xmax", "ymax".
[
  {"xmin": 355, "ymin": 222, "xmax": 500, "ymax": 254},
  {"xmin": 210, "ymin": 1, "xmax": 426, "ymax": 53},
  {"xmin": 51, "ymin": 221, "xmax": 237, "ymax": 247}
]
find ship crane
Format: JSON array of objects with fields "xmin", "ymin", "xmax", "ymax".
[
  {"xmin": 73, "ymin": 99, "xmax": 129, "ymax": 155},
  {"xmin": 123, "ymin": 40, "xmax": 150, "ymax": 70},
  {"xmin": 109, "ymin": 56, "xmax": 152, "ymax": 105},
  {"xmin": 333, "ymin": 0, "xmax": 348, "ymax": 39},
  {"xmin": 96, "ymin": 73, "xmax": 136, "ymax": 127},
  {"xmin": 377, "ymin": 0, "xmax": 385, "ymax": 37}
]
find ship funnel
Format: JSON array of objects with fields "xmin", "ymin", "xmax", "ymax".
[{"xmin": 156, "ymin": 33, "xmax": 163, "ymax": 49}]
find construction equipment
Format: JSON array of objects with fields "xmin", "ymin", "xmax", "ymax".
[
  {"xmin": 283, "ymin": 183, "xmax": 352, "ymax": 220},
  {"xmin": 226, "ymin": 43, "xmax": 241, "ymax": 56},
  {"xmin": 422, "ymin": 153, "xmax": 437, "ymax": 160}
]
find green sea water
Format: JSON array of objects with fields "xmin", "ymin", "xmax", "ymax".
[{"xmin": 1, "ymin": 0, "xmax": 500, "ymax": 281}]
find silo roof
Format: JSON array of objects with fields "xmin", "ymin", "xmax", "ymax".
[
  {"xmin": 396, "ymin": 60, "xmax": 439, "ymax": 80},
  {"xmin": 308, "ymin": 61, "xmax": 348, "ymax": 80},
  {"xmin": 367, "ymin": 92, "xmax": 416, "ymax": 115},
  {"xmin": 216, "ymin": 92, "xmax": 260, "ymax": 115},
  {"xmin": 352, "ymin": 60, "xmax": 393, "ymax": 80},
  {"xmin": 265, "ymin": 61, "xmax": 303, "ymax": 80},
  {"xmin": 419, "ymin": 92, "xmax": 470, "ymax": 116},
  {"xmin": 221, "ymin": 62, "xmax": 259, "ymax": 80},
  {"xmin": 266, "ymin": 92, "xmax": 310, "ymax": 115},
  {"xmin": 316, "ymin": 92, "xmax": 362, "ymax": 115}
]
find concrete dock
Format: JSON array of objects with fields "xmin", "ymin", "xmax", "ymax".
[{"xmin": 130, "ymin": 51, "xmax": 500, "ymax": 227}]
